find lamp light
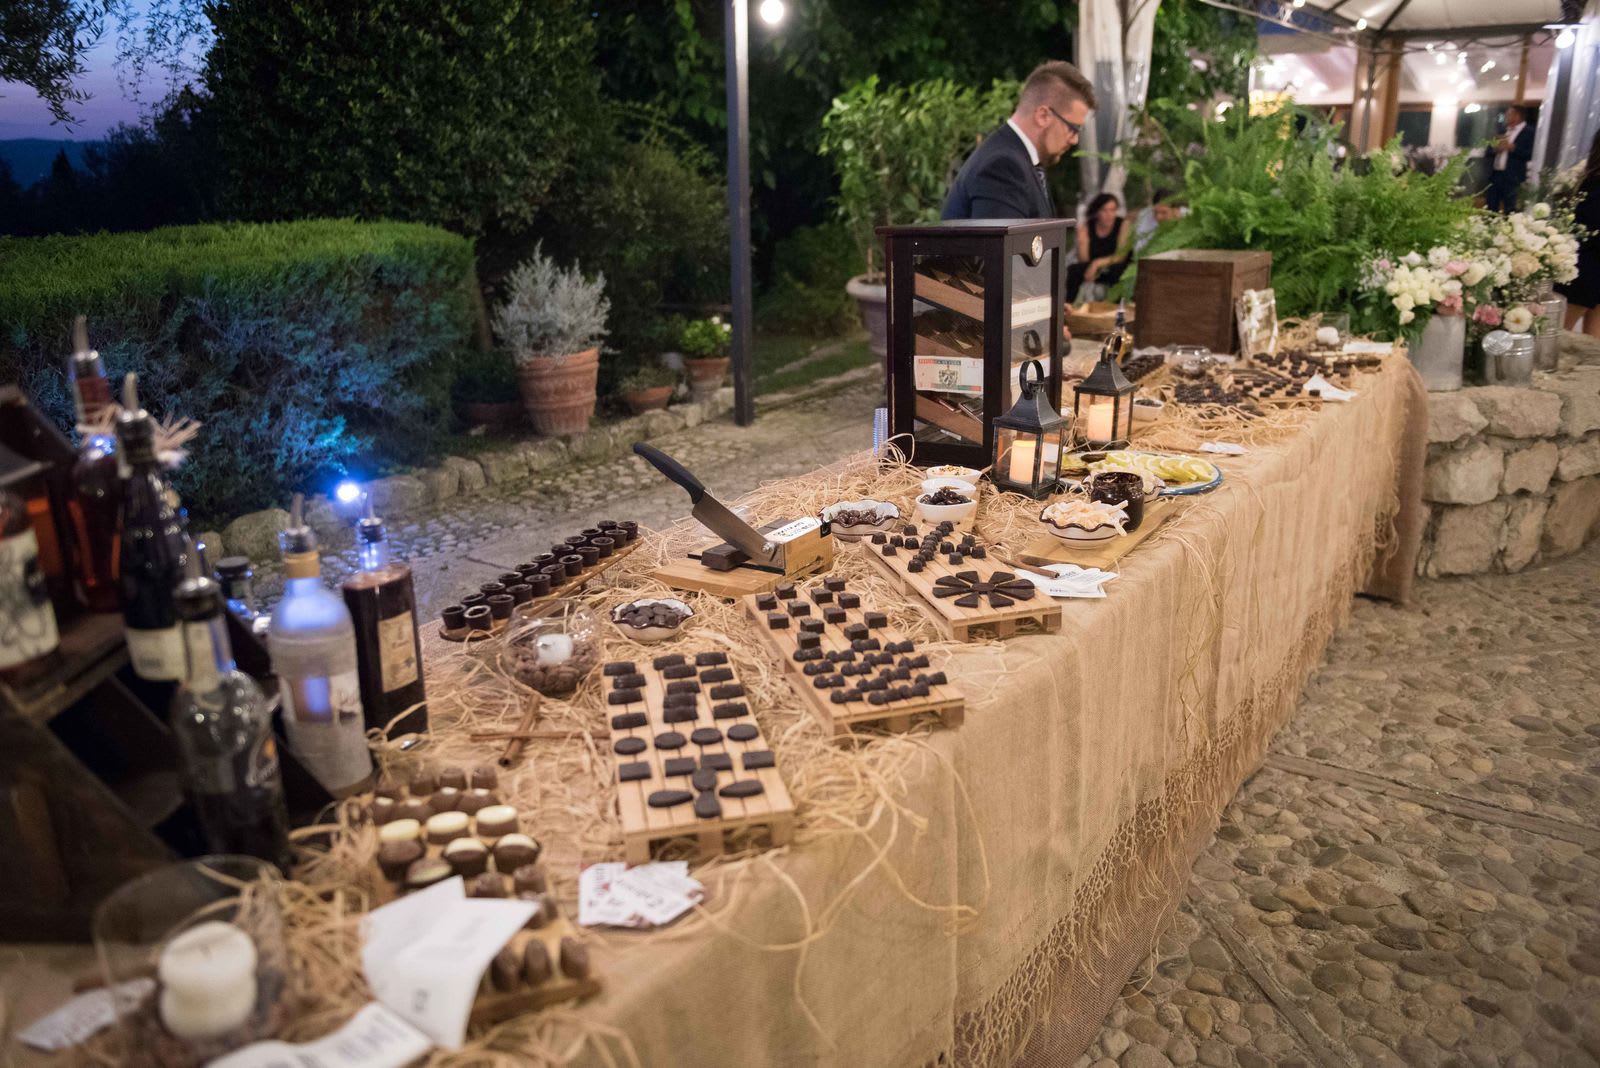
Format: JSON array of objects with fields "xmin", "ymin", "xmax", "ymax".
[
  {"xmin": 1072, "ymin": 311, "xmax": 1136, "ymax": 451},
  {"xmin": 990, "ymin": 360, "xmax": 1069, "ymax": 500},
  {"xmin": 758, "ymin": 0, "xmax": 786, "ymax": 25}
]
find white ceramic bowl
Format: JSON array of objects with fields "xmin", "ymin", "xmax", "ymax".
[
  {"xmin": 921, "ymin": 465, "xmax": 983, "ymax": 492},
  {"xmin": 920, "ymin": 475, "xmax": 978, "ymax": 500},
  {"xmin": 915, "ymin": 489, "xmax": 978, "ymax": 528},
  {"xmin": 1038, "ymin": 501, "xmax": 1127, "ymax": 543},
  {"xmin": 1132, "ymin": 397, "xmax": 1165, "ymax": 424},
  {"xmin": 820, "ymin": 499, "xmax": 901, "ymax": 538},
  {"xmin": 610, "ymin": 598, "xmax": 694, "ymax": 643}
]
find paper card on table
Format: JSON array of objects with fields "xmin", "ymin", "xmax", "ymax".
[
  {"xmin": 1305, "ymin": 373, "xmax": 1356, "ymax": 402},
  {"xmin": 17, "ymin": 979, "xmax": 154, "ymax": 1051},
  {"xmin": 361, "ymin": 878, "xmax": 536, "ymax": 1050},
  {"xmin": 1015, "ymin": 563, "xmax": 1118, "ymax": 599},
  {"xmin": 208, "ymin": 1002, "xmax": 433, "ymax": 1068},
  {"xmin": 1341, "ymin": 340, "xmax": 1393, "ymax": 354},
  {"xmin": 1200, "ymin": 442, "xmax": 1247, "ymax": 456}
]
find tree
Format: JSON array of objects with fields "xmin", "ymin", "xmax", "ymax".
[
  {"xmin": 203, "ymin": 0, "xmax": 603, "ymax": 235},
  {"xmin": 0, "ymin": 0, "xmax": 108, "ymax": 124}
]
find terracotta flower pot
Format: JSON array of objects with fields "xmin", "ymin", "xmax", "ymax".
[
  {"xmin": 516, "ymin": 347, "xmax": 600, "ymax": 436},
  {"xmin": 847, "ymin": 273, "xmax": 888, "ymax": 357},
  {"xmin": 684, "ymin": 356, "xmax": 730, "ymax": 400},
  {"xmin": 622, "ymin": 385, "xmax": 674, "ymax": 414}
]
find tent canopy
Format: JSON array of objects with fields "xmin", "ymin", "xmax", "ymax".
[{"xmin": 1301, "ymin": 0, "xmax": 1562, "ymax": 34}]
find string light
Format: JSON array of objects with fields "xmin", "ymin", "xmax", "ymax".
[
  {"xmin": 1480, "ymin": 60, "xmax": 1495, "ymax": 72},
  {"xmin": 1555, "ymin": 28, "xmax": 1575, "ymax": 48},
  {"xmin": 1355, "ymin": 17, "xmax": 1367, "ymax": 29}
]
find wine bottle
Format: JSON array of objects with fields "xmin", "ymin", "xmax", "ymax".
[
  {"xmin": 116, "ymin": 373, "xmax": 191, "ymax": 688},
  {"xmin": 171, "ymin": 550, "xmax": 292, "ymax": 872},
  {"xmin": 0, "ymin": 484, "xmax": 62, "ymax": 689},
  {"xmin": 342, "ymin": 499, "xmax": 427, "ymax": 738},
  {"xmin": 67, "ymin": 317, "xmax": 121, "ymax": 612},
  {"xmin": 0, "ymin": 388, "xmax": 82, "ymax": 620},
  {"xmin": 267, "ymin": 495, "xmax": 372, "ymax": 796}
]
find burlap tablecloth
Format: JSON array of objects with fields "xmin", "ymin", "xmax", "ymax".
[{"xmin": 534, "ymin": 357, "xmax": 1428, "ymax": 1068}]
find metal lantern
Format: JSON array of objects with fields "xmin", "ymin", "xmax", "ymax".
[
  {"xmin": 1073, "ymin": 350, "xmax": 1135, "ymax": 450},
  {"xmin": 990, "ymin": 360, "xmax": 1069, "ymax": 499}
]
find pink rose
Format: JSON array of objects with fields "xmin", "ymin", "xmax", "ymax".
[
  {"xmin": 1473, "ymin": 305, "xmax": 1502, "ymax": 326},
  {"xmin": 1444, "ymin": 260, "xmax": 1468, "ymax": 277},
  {"xmin": 1377, "ymin": 258, "xmax": 1392, "ymax": 271},
  {"xmin": 1438, "ymin": 295, "xmax": 1463, "ymax": 315}
]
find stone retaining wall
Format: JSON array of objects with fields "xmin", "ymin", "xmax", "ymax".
[{"xmin": 1419, "ymin": 337, "xmax": 1600, "ymax": 576}]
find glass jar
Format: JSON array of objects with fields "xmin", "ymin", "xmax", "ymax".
[
  {"xmin": 501, "ymin": 603, "xmax": 601, "ymax": 696},
  {"xmin": 92, "ymin": 856, "xmax": 288, "ymax": 1067},
  {"xmin": 1410, "ymin": 310, "xmax": 1465, "ymax": 391}
]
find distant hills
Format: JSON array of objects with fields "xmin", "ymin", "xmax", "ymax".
[{"xmin": 0, "ymin": 139, "xmax": 105, "ymax": 187}]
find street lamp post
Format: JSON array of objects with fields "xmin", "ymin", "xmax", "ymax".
[{"xmin": 724, "ymin": 0, "xmax": 755, "ymax": 426}]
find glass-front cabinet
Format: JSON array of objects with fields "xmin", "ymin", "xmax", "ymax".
[{"xmin": 879, "ymin": 220, "xmax": 1069, "ymax": 470}]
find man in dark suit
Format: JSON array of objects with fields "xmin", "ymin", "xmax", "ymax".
[
  {"xmin": 1486, "ymin": 105, "xmax": 1535, "ymax": 213},
  {"xmin": 943, "ymin": 60, "xmax": 1096, "ymax": 221}
]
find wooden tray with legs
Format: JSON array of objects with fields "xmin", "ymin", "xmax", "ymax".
[
  {"xmin": 740, "ymin": 577, "xmax": 965, "ymax": 736},
  {"xmin": 602, "ymin": 652, "xmax": 795, "ymax": 865},
  {"xmin": 440, "ymin": 540, "xmax": 640, "ymax": 642},
  {"xmin": 860, "ymin": 523, "xmax": 1062, "ymax": 642}
]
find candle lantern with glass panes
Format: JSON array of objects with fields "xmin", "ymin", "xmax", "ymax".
[
  {"xmin": 880, "ymin": 219, "xmax": 1070, "ymax": 470},
  {"xmin": 1073, "ymin": 331, "xmax": 1136, "ymax": 450},
  {"xmin": 990, "ymin": 360, "xmax": 1070, "ymax": 499}
]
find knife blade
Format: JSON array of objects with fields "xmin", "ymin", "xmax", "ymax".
[{"xmin": 634, "ymin": 443, "xmax": 780, "ymax": 566}]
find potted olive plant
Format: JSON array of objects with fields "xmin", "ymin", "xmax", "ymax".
[
  {"xmin": 493, "ymin": 244, "xmax": 610, "ymax": 436},
  {"xmin": 618, "ymin": 363, "xmax": 678, "ymax": 414},
  {"xmin": 679, "ymin": 315, "xmax": 732, "ymax": 400}
]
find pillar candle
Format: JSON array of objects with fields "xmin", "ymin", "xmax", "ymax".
[
  {"xmin": 1085, "ymin": 399, "xmax": 1116, "ymax": 444},
  {"xmin": 1006, "ymin": 438, "xmax": 1038, "ymax": 484},
  {"xmin": 157, "ymin": 921, "xmax": 258, "ymax": 1040}
]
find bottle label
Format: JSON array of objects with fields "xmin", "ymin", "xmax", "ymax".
[
  {"xmin": 180, "ymin": 621, "xmax": 222, "ymax": 690},
  {"xmin": 0, "ymin": 528, "xmax": 60, "ymax": 670},
  {"xmin": 126, "ymin": 625, "xmax": 186, "ymax": 680},
  {"xmin": 280, "ymin": 670, "xmax": 370, "ymax": 794},
  {"xmin": 279, "ymin": 668, "xmax": 363, "ymax": 725},
  {"xmin": 378, "ymin": 612, "xmax": 419, "ymax": 692}
]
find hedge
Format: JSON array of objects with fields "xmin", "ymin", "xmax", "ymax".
[{"xmin": 0, "ymin": 220, "xmax": 478, "ymax": 523}]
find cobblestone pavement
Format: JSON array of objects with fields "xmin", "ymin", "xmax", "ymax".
[
  {"xmin": 252, "ymin": 379, "xmax": 882, "ymax": 616},
  {"xmin": 1080, "ymin": 542, "xmax": 1600, "ymax": 1068}
]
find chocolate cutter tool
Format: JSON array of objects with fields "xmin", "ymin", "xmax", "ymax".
[{"xmin": 633, "ymin": 443, "xmax": 833, "ymax": 577}]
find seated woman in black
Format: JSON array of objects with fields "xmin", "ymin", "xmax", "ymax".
[{"xmin": 1067, "ymin": 193, "xmax": 1131, "ymax": 301}]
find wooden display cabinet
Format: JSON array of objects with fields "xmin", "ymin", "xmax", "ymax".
[{"xmin": 880, "ymin": 220, "xmax": 1070, "ymax": 470}]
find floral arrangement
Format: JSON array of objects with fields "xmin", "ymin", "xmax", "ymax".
[
  {"xmin": 1361, "ymin": 203, "xmax": 1582, "ymax": 340},
  {"xmin": 679, "ymin": 315, "xmax": 732, "ymax": 360}
]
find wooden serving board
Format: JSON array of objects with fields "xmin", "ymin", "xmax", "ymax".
[
  {"xmin": 1019, "ymin": 499, "xmax": 1173, "ymax": 570},
  {"xmin": 440, "ymin": 540, "xmax": 640, "ymax": 641},
  {"xmin": 602, "ymin": 652, "xmax": 795, "ymax": 865},
  {"xmin": 859, "ymin": 527, "xmax": 1062, "ymax": 643},
  {"xmin": 739, "ymin": 578, "xmax": 965, "ymax": 737}
]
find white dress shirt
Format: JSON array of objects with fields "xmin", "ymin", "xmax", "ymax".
[
  {"xmin": 1006, "ymin": 118, "xmax": 1042, "ymax": 167},
  {"xmin": 1495, "ymin": 122, "xmax": 1525, "ymax": 171}
]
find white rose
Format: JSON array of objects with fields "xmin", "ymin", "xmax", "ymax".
[
  {"xmin": 1532, "ymin": 202, "xmax": 1551, "ymax": 219},
  {"xmin": 1400, "ymin": 309, "xmax": 1416, "ymax": 324},
  {"xmin": 1428, "ymin": 246, "xmax": 1451, "ymax": 267},
  {"xmin": 1462, "ymin": 263, "xmax": 1487, "ymax": 286},
  {"xmin": 1442, "ymin": 279, "xmax": 1462, "ymax": 297},
  {"xmin": 1504, "ymin": 306, "xmax": 1534, "ymax": 333},
  {"xmin": 1402, "ymin": 251, "xmax": 1423, "ymax": 267},
  {"xmin": 1394, "ymin": 293, "xmax": 1416, "ymax": 312}
]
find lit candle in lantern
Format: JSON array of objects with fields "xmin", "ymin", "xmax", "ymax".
[
  {"xmin": 1007, "ymin": 438, "xmax": 1037, "ymax": 484},
  {"xmin": 157, "ymin": 921, "xmax": 258, "ymax": 1040},
  {"xmin": 1085, "ymin": 399, "xmax": 1116, "ymax": 445}
]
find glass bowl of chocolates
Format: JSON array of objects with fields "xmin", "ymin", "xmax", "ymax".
[
  {"xmin": 502, "ymin": 604, "xmax": 601, "ymax": 696},
  {"xmin": 819, "ymin": 499, "xmax": 900, "ymax": 539},
  {"xmin": 609, "ymin": 597, "xmax": 694, "ymax": 643}
]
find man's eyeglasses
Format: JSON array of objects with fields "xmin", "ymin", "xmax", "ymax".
[{"xmin": 1048, "ymin": 107, "xmax": 1083, "ymax": 139}]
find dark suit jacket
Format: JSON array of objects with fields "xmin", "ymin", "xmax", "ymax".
[
  {"xmin": 942, "ymin": 124, "xmax": 1053, "ymax": 220},
  {"xmin": 1500, "ymin": 123, "xmax": 1535, "ymax": 186}
]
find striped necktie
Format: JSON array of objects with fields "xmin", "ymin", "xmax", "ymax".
[{"xmin": 1034, "ymin": 166, "xmax": 1053, "ymax": 215}]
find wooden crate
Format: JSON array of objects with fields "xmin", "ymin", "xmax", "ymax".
[
  {"xmin": 740, "ymin": 579, "xmax": 965, "ymax": 737},
  {"xmin": 859, "ymin": 527, "xmax": 1062, "ymax": 642},
  {"xmin": 1132, "ymin": 250, "xmax": 1272, "ymax": 355},
  {"xmin": 602, "ymin": 653, "xmax": 795, "ymax": 865}
]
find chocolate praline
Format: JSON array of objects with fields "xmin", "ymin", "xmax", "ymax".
[
  {"xmin": 457, "ymin": 788, "xmax": 497, "ymax": 815},
  {"xmin": 426, "ymin": 810, "xmax": 471, "ymax": 844},
  {"xmin": 493, "ymin": 833, "xmax": 541, "ymax": 872},
  {"xmin": 429, "ymin": 786, "xmax": 462, "ymax": 813},
  {"xmin": 471, "ymin": 765, "xmax": 499, "ymax": 790},
  {"xmin": 512, "ymin": 863, "xmax": 548, "ymax": 894},
  {"xmin": 469, "ymin": 871, "xmax": 507, "ymax": 898},
  {"xmin": 377, "ymin": 839, "xmax": 424, "ymax": 881},
  {"xmin": 405, "ymin": 857, "xmax": 453, "ymax": 890},
  {"xmin": 443, "ymin": 837, "xmax": 489, "ymax": 878},
  {"xmin": 476, "ymin": 804, "xmax": 519, "ymax": 838},
  {"xmin": 438, "ymin": 767, "xmax": 468, "ymax": 790}
]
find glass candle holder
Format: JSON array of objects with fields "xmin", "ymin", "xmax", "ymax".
[
  {"xmin": 92, "ymin": 856, "xmax": 288, "ymax": 1068},
  {"xmin": 502, "ymin": 604, "xmax": 600, "ymax": 696}
]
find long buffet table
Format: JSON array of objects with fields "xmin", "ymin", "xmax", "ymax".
[
  {"xmin": 13, "ymin": 357, "xmax": 1427, "ymax": 1068},
  {"xmin": 401, "ymin": 355, "xmax": 1425, "ymax": 1068}
]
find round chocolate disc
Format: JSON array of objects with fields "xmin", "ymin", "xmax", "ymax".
[
  {"xmin": 727, "ymin": 724, "xmax": 759, "ymax": 742},
  {"xmin": 653, "ymin": 731, "xmax": 687, "ymax": 750},
  {"xmin": 613, "ymin": 737, "xmax": 647, "ymax": 755}
]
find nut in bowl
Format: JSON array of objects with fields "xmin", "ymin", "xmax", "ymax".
[
  {"xmin": 1039, "ymin": 498, "xmax": 1130, "ymax": 543},
  {"xmin": 820, "ymin": 499, "xmax": 901, "ymax": 539},
  {"xmin": 922, "ymin": 464, "xmax": 983, "ymax": 492},
  {"xmin": 915, "ymin": 485, "xmax": 978, "ymax": 527},
  {"xmin": 610, "ymin": 598, "xmax": 694, "ymax": 643}
]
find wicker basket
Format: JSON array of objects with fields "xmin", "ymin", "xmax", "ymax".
[{"xmin": 1066, "ymin": 301, "xmax": 1135, "ymax": 338}]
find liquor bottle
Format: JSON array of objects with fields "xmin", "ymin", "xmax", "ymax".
[
  {"xmin": 216, "ymin": 556, "xmax": 270, "ymax": 638},
  {"xmin": 67, "ymin": 318, "xmax": 121, "ymax": 612},
  {"xmin": 267, "ymin": 495, "xmax": 372, "ymax": 796},
  {"xmin": 0, "ymin": 388, "xmax": 82, "ymax": 620},
  {"xmin": 1105, "ymin": 302, "xmax": 1132, "ymax": 366},
  {"xmin": 0, "ymin": 484, "xmax": 62, "ymax": 689},
  {"xmin": 116, "ymin": 373, "xmax": 191, "ymax": 690},
  {"xmin": 342, "ymin": 499, "xmax": 427, "ymax": 738},
  {"xmin": 171, "ymin": 551, "xmax": 292, "ymax": 872}
]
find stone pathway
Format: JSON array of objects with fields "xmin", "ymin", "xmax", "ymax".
[
  {"xmin": 1079, "ymin": 542, "xmax": 1600, "ymax": 1068},
  {"xmin": 250, "ymin": 378, "xmax": 883, "ymax": 617}
]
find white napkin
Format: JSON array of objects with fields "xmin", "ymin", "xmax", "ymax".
[
  {"xmin": 1014, "ymin": 563, "xmax": 1119, "ymax": 599},
  {"xmin": 580, "ymin": 862, "xmax": 703, "ymax": 928},
  {"xmin": 1305, "ymin": 373, "xmax": 1357, "ymax": 402},
  {"xmin": 1200, "ymin": 441, "xmax": 1247, "ymax": 456}
]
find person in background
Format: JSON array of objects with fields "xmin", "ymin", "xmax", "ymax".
[
  {"xmin": 1556, "ymin": 130, "xmax": 1600, "ymax": 339},
  {"xmin": 942, "ymin": 60, "xmax": 1096, "ymax": 221},
  {"xmin": 1486, "ymin": 104, "xmax": 1535, "ymax": 213},
  {"xmin": 1067, "ymin": 193, "xmax": 1130, "ymax": 301},
  {"xmin": 1132, "ymin": 188, "xmax": 1182, "ymax": 254}
]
